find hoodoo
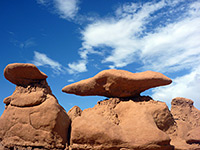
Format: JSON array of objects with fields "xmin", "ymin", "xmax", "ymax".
[{"xmin": 0, "ymin": 63, "xmax": 70, "ymax": 149}]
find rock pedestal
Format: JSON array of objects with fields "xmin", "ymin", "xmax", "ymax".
[
  {"xmin": 69, "ymin": 97, "xmax": 176, "ymax": 150},
  {"xmin": 0, "ymin": 63, "xmax": 70, "ymax": 149}
]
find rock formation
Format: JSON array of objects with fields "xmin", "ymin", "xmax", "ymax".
[
  {"xmin": 62, "ymin": 69, "xmax": 172, "ymax": 97},
  {"xmin": 169, "ymin": 97, "xmax": 200, "ymax": 150},
  {"xmin": 69, "ymin": 97, "xmax": 176, "ymax": 150},
  {"xmin": 67, "ymin": 106, "xmax": 82, "ymax": 121},
  {"xmin": 4, "ymin": 63, "xmax": 47, "ymax": 86},
  {"xmin": 0, "ymin": 63, "xmax": 70, "ymax": 149},
  {"xmin": 1, "ymin": 66, "xmax": 200, "ymax": 150}
]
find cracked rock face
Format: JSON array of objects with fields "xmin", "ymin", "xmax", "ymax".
[
  {"xmin": 0, "ymin": 63, "xmax": 70, "ymax": 149},
  {"xmin": 62, "ymin": 69, "xmax": 172, "ymax": 98},
  {"xmin": 70, "ymin": 97, "xmax": 175, "ymax": 150}
]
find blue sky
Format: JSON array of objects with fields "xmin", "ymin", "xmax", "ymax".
[{"xmin": 1, "ymin": 0, "xmax": 200, "ymax": 116}]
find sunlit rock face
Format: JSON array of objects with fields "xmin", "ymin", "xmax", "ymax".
[
  {"xmin": 0, "ymin": 63, "xmax": 70, "ymax": 149},
  {"xmin": 62, "ymin": 69, "xmax": 172, "ymax": 98},
  {"xmin": 69, "ymin": 96, "xmax": 176, "ymax": 150},
  {"xmin": 169, "ymin": 97, "xmax": 200, "ymax": 150}
]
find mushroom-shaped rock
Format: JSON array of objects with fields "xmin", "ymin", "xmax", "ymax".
[
  {"xmin": 62, "ymin": 69, "xmax": 172, "ymax": 98},
  {"xmin": 0, "ymin": 63, "xmax": 70, "ymax": 149},
  {"xmin": 4, "ymin": 63, "xmax": 47, "ymax": 85}
]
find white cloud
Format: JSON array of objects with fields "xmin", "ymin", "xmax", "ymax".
[
  {"xmin": 79, "ymin": 0, "xmax": 167, "ymax": 68},
  {"xmin": 140, "ymin": 16, "xmax": 200, "ymax": 72},
  {"xmin": 32, "ymin": 51, "xmax": 87, "ymax": 75},
  {"xmin": 66, "ymin": 0, "xmax": 200, "ymax": 108},
  {"xmin": 37, "ymin": 0, "xmax": 79, "ymax": 20},
  {"xmin": 54, "ymin": 0, "xmax": 79, "ymax": 19},
  {"xmin": 73, "ymin": 0, "xmax": 200, "ymax": 73},
  {"xmin": 67, "ymin": 79, "xmax": 74, "ymax": 82},
  {"xmin": 32, "ymin": 51, "xmax": 65, "ymax": 74},
  {"xmin": 152, "ymin": 67, "xmax": 200, "ymax": 109},
  {"xmin": 67, "ymin": 60, "xmax": 87, "ymax": 74}
]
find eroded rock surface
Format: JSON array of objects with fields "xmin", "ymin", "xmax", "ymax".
[
  {"xmin": 70, "ymin": 96, "xmax": 175, "ymax": 150},
  {"xmin": 67, "ymin": 106, "xmax": 82, "ymax": 121},
  {"xmin": 170, "ymin": 97, "xmax": 200, "ymax": 150},
  {"xmin": 62, "ymin": 69, "xmax": 172, "ymax": 98},
  {"xmin": 0, "ymin": 63, "xmax": 70, "ymax": 149}
]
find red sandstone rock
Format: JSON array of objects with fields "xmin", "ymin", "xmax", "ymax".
[
  {"xmin": 170, "ymin": 97, "xmax": 200, "ymax": 150},
  {"xmin": 0, "ymin": 63, "xmax": 70, "ymax": 149},
  {"xmin": 4, "ymin": 63, "xmax": 47, "ymax": 86},
  {"xmin": 67, "ymin": 106, "xmax": 82, "ymax": 121},
  {"xmin": 62, "ymin": 69, "xmax": 172, "ymax": 98},
  {"xmin": 70, "ymin": 97, "xmax": 175, "ymax": 150},
  {"xmin": 186, "ymin": 126, "xmax": 200, "ymax": 144}
]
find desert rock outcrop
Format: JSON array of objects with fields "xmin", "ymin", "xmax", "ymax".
[
  {"xmin": 0, "ymin": 63, "xmax": 70, "ymax": 149},
  {"xmin": 62, "ymin": 69, "xmax": 172, "ymax": 98},
  {"xmin": 70, "ymin": 96, "xmax": 175, "ymax": 150},
  {"xmin": 170, "ymin": 97, "xmax": 200, "ymax": 150},
  {"xmin": 1, "ymin": 66, "xmax": 200, "ymax": 150}
]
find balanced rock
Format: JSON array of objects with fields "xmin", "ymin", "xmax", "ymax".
[
  {"xmin": 62, "ymin": 69, "xmax": 172, "ymax": 98},
  {"xmin": 70, "ymin": 96, "xmax": 175, "ymax": 150},
  {"xmin": 4, "ymin": 63, "xmax": 47, "ymax": 86},
  {"xmin": 170, "ymin": 97, "xmax": 200, "ymax": 150},
  {"xmin": 0, "ymin": 63, "xmax": 70, "ymax": 149}
]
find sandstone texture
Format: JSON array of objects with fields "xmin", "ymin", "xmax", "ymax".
[
  {"xmin": 62, "ymin": 69, "xmax": 172, "ymax": 98},
  {"xmin": 170, "ymin": 97, "xmax": 200, "ymax": 150},
  {"xmin": 67, "ymin": 106, "xmax": 82, "ymax": 121},
  {"xmin": 0, "ymin": 63, "xmax": 70, "ymax": 149},
  {"xmin": 4, "ymin": 63, "xmax": 47, "ymax": 86},
  {"xmin": 69, "ymin": 96, "xmax": 175, "ymax": 150}
]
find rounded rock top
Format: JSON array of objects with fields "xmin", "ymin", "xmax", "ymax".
[
  {"xmin": 62, "ymin": 69, "xmax": 172, "ymax": 98},
  {"xmin": 4, "ymin": 63, "xmax": 47, "ymax": 85}
]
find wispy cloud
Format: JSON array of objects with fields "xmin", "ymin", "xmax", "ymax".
[
  {"xmin": 37, "ymin": 0, "xmax": 79, "ymax": 20},
  {"xmin": 67, "ymin": 79, "xmax": 74, "ymax": 82},
  {"xmin": 66, "ymin": 0, "xmax": 200, "ymax": 106},
  {"xmin": 11, "ymin": 38, "xmax": 36, "ymax": 49},
  {"xmin": 32, "ymin": 51, "xmax": 66, "ymax": 74},
  {"xmin": 31, "ymin": 51, "xmax": 88, "ymax": 75},
  {"xmin": 152, "ymin": 66, "xmax": 200, "ymax": 109},
  {"xmin": 74, "ymin": 0, "xmax": 200, "ymax": 73},
  {"xmin": 54, "ymin": 0, "xmax": 79, "ymax": 20},
  {"xmin": 67, "ymin": 60, "xmax": 87, "ymax": 74}
]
